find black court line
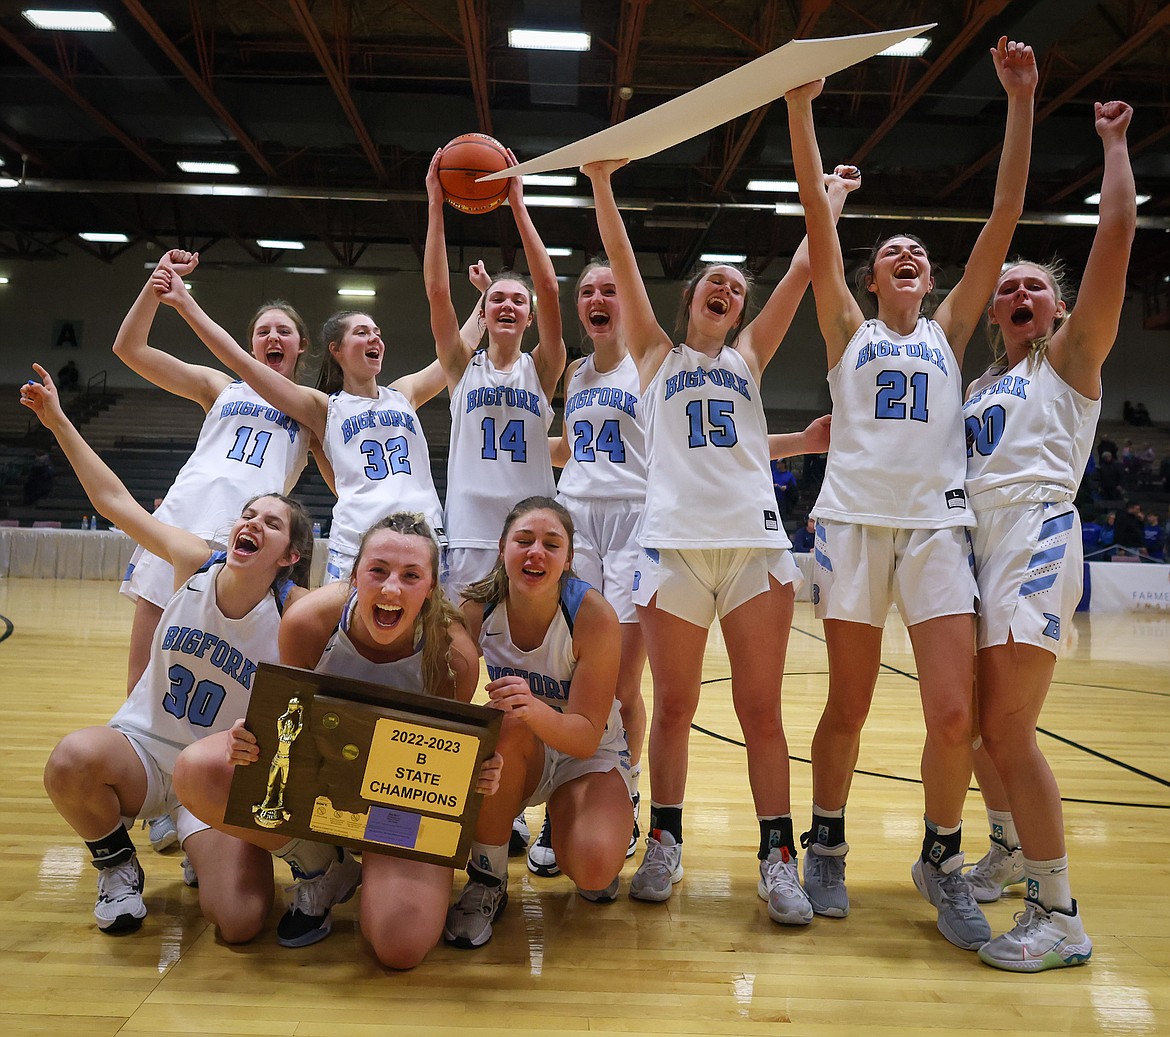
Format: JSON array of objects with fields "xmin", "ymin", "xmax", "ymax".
[
  {"xmin": 0, "ymin": 614, "xmax": 12, "ymax": 645},
  {"xmin": 693, "ymin": 629, "xmax": 1170, "ymax": 808}
]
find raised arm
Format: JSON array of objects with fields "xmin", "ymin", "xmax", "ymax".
[
  {"xmin": 1052, "ymin": 101, "xmax": 1137, "ymax": 396},
  {"xmin": 20, "ymin": 366, "xmax": 209, "ymax": 577},
  {"xmin": 154, "ymin": 269, "xmax": 328, "ymax": 439},
  {"xmin": 425, "ymin": 150, "xmax": 476, "ymax": 393},
  {"xmin": 549, "ymin": 359, "xmax": 584, "ymax": 468},
  {"xmin": 505, "ymin": 167, "xmax": 566, "ymax": 402},
  {"xmin": 738, "ymin": 167, "xmax": 860, "ymax": 380},
  {"xmin": 391, "ymin": 358, "xmax": 448, "ymax": 411},
  {"xmin": 112, "ymin": 251, "xmax": 230, "ymax": 411},
  {"xmin": 582, "ymin": 160, "xmax": 673, "ymax": 389},
  {"xmin": 934, "ymin": 37, "xmax": 1036, "ymax": 361}
]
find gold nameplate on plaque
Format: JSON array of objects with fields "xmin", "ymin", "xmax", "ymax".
[{"xmin": 225, "ymin": 662, "xmax": 500, "ymax": 867}]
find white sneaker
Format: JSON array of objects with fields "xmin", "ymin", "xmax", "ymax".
[
  {"xmin": 627, "ymin": 791, "xmax": 641, "ymax": 859},
  {"xmin": 965, "ymin": 839, "xmax": 1025, "ymax": 903},
  {"xmin": 94, "ymin": 855, "xmax": 147, "ymax": 934},
  {"xmin": 758, "ymin": 847, "xmax": 813, "ymax": 925},
  {"xmin": 444, "ymin": 868, "xmax": 508, "ymax": 948},
  {"xmin": 276, "ymin": 848, "xmax": 362, "ymax": 948},
  {"xmin": 978, "ymin": 899, "xmax": 1092, "ymax": 972},
  {"xmin": 180, "ymin": 856, "xmax": 198, "ymax": 888},
  {"xmin": 509, "ymin": 813, "xmax": 530, "ymax": 856},
  {"xmin": 527, "ymin": 812, "xmax": 559, "ymax": 877},
  {"xmin": 145, "ymin": 813, "xmax": 178, "ymax": 853},
  {"xmin": 628, "ymin": 831, "xmax": 683, "ymax": 902}
]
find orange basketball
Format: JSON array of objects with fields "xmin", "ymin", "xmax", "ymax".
[{"xmin": 438, "ymin": 133, "xmax": 511, "ymax": 214}]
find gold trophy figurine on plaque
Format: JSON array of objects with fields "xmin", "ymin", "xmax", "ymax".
[{"xmin": 252, "ymin": 696, "xmax": 304, "ymax": 828}]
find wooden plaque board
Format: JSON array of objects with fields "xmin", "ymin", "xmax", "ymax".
[{"xmin": 225, "ymin": 662, "xmax": 501, "ymax": 868}]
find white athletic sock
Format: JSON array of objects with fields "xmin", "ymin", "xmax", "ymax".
[
  {"xmin": 987, "ymin": 808, "xmax": 1020, "ymax": 849},
  {"xmin": 469, "ymin": 841, "xmax": 508, "ymax": 882},
  {"xmin": 274, "ymin": 838, "xmax": 337, "ymax": 878},
  {"xmin": 625, "ymin": 763, "xmax": 641, "ymax": 799},
  {"xmin": 1025, "ymin": 855, "xmax": 1072, "ymax": 913}
]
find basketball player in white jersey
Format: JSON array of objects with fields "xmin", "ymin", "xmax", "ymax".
[
  {"xmin": 22, "ymin": 365, "xmax": 313, "ymax": 939},
  {"xmin": 583, "ymin": 156, "xmax": 858, "ymax": 927},
  {"xmin": 784, "ymin": 38, "xmax": 1035, "ymax": 950},
  {"xmin": 153, "ymin": 258, "xmax": 452, "ymax": 583},
  {"xmin": 444, "ymin": 497, "xmax": 630, "ymax": 949},
  {"xmin": 520, "ymin": 259, "xmax": 648, "ymax": 877},
  {"xmin": 176, "ymin": 513, "xmax": 501, "ymax": 964},
  {"xmin": 964, "ymin": 101, "xmax": 1135, "ymax": 973},
  {"xmin": 424, "ymin": 149, "xmax": 565, "ymax": 597}
]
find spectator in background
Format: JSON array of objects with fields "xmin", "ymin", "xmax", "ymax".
[
  {"xmin": 23, "ymin": 451, "xmax": 55, "ymax": 505},
  {"xmin": 1142, "ymin": 513, "xmax": 1164, "ymax": 560},
  {"xmin": 1099, "ymin": 510, "xmax": 1117, "ymax": 559},
  {"xmin": 770, "ymin": 458, "xmax": 799, "ymax": 522},
  {"xmin": 1160, "ymin": 453, "xmax": 1170, "ymax": 492},
  {"xmin": 1113, "ymin": 500, "xmax": 1145, "ymax": 556},
  {"xmin": 791, "ymin": 515, "xmax": 816, "ymax": 554},
  {"xmin": 1097, "ymin": 433, "xmax": 1118, "ymax": 462},
  {"xmin": 1096, "ymin": 451, "xmax": 1123, "ymax": 500},
  {"xmin": 1132, "ymin": 401, "xmax": 1151, "ymax": 426},
  {"xmin": 57, "ymin": 360, "xmax": 80, "ymax": 391},
  {"xmin": 1122, "ymin": 400, "xmax": 1135, "ymax": 424}
]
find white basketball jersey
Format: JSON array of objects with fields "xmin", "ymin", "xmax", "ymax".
[
  {"xmin": 154, "ymin": 381, "xmax": 309, "ymax": 542},
  {"xmin": 815, "ymin": 318, "xmax": 972, "ymax": 528},
  {"xmin": 479, "ymin": 577, "xmax": 624, "ymax": 754},
  {"xmin": 446, "ymin": 351, "xmax": 555, "ymax": 548},
  {"xmin": 313, "ymin": 591, "xmax": 425, "ymax": 692},
  {"xmin": 964, "ymin": 353, "xmax": 1100, "ymax": 509},
  {"xmin": 638, "ymin": 344, "xmax": 787, "ymax": 549},
  {"xmin": 109, "ymin": 555, "xmax": 289, "ymax": 773},
  {"xmin": 323, "ymin": 387, "xmax": 445, "ymax": 559},
  {"xmin": 556, "ymin": 353, "xmax": 647, "ymax": 502}
]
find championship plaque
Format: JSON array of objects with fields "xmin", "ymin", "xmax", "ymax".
[{"xmin": 225, "ymin": 662, "xmax": 501, "ymax": 867}]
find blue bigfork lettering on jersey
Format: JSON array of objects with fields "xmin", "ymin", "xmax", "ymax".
[
  {"xmin": 464, "ymin": 385, "xmax": 542, "ymax": 416},
  {"xmin": 159, "ymin": 625, "xmax": 260, "ymax": 689},
  {"xmin": 564, "ymin": 385, "xmax": 637, "ymax": 419},
  {"xmin": 219, "ymin": 400, "xmax": 301, "ymax": 442},
  {"xmin": 663, "ymin": 366, "xmax": 751, "ymax": 402},
  {"xmin": 964, "ymin": 374, "xmax": 1030, "ymax": 409},
  {"xmin": 855, "ymin": 338, "xmax": 948, "ymax": 375},
  {"xmin": 340, "ymin": 407, "xmax": 418, "ymax": 445},
  {"xmin": 485, "ymin": 663, "xmax": 571, "ymax": 705}
]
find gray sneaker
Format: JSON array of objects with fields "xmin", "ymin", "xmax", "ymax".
[
  {"xmin": 912, "ymin": 855, "xmax": 991, "ymax": 950},
  {"xmin": 758, "ymin": 847, "xmax": 813, "ymax": 925},
  {"xmin": 444, "ymin": 868, "xmax": 508, "ymax": 948},
  {"xmin": 577, "ymin": 875, "xmax": 620, "ymax": 903},
  {"xmin": 628, "ymin": 831, "xmax": 683, "ymax": 902},
  {"xmin": 965, "ymin": 839, "xmax": 1025, "ymax": 903},
  {"xmin": 803, "ymin": 845, "xmax": 849, "ymax": 917}
]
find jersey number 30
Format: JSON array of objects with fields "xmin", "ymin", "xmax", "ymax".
[{"xmin": 163, "ymin": 664, "xmax": 225, "ymax": 727}]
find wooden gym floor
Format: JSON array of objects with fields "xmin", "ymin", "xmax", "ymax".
[{"xmin": 1, "ymin": 577, "xmax": 1168, "ymax": 1036}]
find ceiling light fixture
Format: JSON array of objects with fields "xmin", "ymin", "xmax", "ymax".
[
  {"xmin": 256, "ymin": 238, "xmax": 305, "ymax": 250},
  {"xmin": 1083, "ymin": 191, "xmax": 1150, "ymax": 206},
  {"xmin": 338, "ymin": 287, "xmax": 376, "ymax": 298},
  {"xmin": 878, "ymin": 37, "xmax": 931, "ymax": 57},
  {"xmin": 747, "ymin": 179, "xmax": 799, "ymax": 193},
  {"xmin": 0, "ymin": 277, "xmax": 9, "ymax": 284},
  {"xmin": 700, "ymin": 252, "xmax": 747, "ymax": 264},
  {"xmin": 0, "ymin": 177, "xmax": 18, "ymax": 189},
  {"xmin": 546, "ymin": 247, "xmax": 574, "ymax": 257},
  {"xmin": 522, "ymin": 174, "xmax": 577, "ymax": 187},
  {"xmin": 508, "ymin": 28, "xmax": 590, "ymax": 52},
  {"xmin": 79, "ymin": 231, "xmax": 129, "ymax": 243},
  {"xmin": 178, "ymin": 160, "xmax": 240, "ymax": 175},
  {"xmin": 22, "ymin": 9, "xmax": 114, "ymax": 31},
  {"xmin": 521, "ymin": 195, "xmax": 592, "ymax": 209}
]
